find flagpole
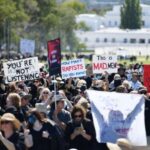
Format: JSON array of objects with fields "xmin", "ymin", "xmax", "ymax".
[{"xmin": 53, "ymin": 75, "xmax": 57, "ymax": 110}]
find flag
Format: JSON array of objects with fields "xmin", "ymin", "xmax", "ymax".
[
  {"xmin": 47, "ymin": 38, "xmax": 61, "ymax": 76},
  {"xmin": 87, "ymin": 90, "xmax": 147, "ymax": 146}
]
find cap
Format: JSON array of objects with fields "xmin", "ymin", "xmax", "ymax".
[
  {"xmin": 19, "ymin": 91, "xmax": 32, "ymax": 100},
  {"xmin": 51, "ymin": 94, "xmax": 66, "ymax": 103},
  {"xmin": 114, "ymin": 74, "xmax": 121, "ymax": 80}
]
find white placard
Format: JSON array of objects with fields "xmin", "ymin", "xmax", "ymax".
[
  {"xmin": 92, "ymin": 55, "xmax": 117, "ymax": 74},
  {"xmin": 61, "ymin": 59, "xmax": 86, "ymax": 79},
  {"xmin": 20, "ymin": 38, "xmax": 35, "ymax": 55},
  {"xmin": 3, "ymin": 57, "xmax": 39, "ymax": 83},
  {"xmin": 87, "ymin": 90, "xmax": 147, "ymax": 146}
]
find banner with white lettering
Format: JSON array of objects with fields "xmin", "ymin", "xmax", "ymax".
[
  {"xmin": 3, "ymin": 57, "xmax": 39, "ymax": 83},
  {"xmin": 87, "ymin": 90, "xmax": 147, "ymax": 146},
  {"xmin": 61, "ymin": 59, "xmax": 86, "ymax": 79},
  {"xmin": 92, "ymin": 55, "xmax": 117, "ymax": 74},
  {"xmin": 20, "ymin": 38, "xmax": 35, "ymax": 55}
]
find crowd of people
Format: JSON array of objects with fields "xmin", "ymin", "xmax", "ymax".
[{"xmin": 0, "ymin": 61, "xmax": 149, "ymax": 150}]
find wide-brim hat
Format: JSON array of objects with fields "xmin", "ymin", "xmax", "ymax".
[{"xmin": 0, "ymin": 113, "xmax": 21, "ymax": 130}]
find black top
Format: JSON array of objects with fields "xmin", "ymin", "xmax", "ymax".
[
  {"xmin": 0, "ymin": 131, "xmax": 25, "ymax": 150},
  {"xmin": 28, "ymin": 121, "xmax": 63, "ymax": 150},
  {"xmin": 65, "ymin": 119, "xmax": 96, "ymax": 150}
]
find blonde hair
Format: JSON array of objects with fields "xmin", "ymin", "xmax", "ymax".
[
  {"xmin": 7, "ymin": 93, "xmax": 21, "ymax": 108},
  {"xmin": 39, "ymin": 88, "xmax": 51, "ymax": 100}
]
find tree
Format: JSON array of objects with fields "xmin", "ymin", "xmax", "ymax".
[
  {"xmin": 62, "ymin": 0, "xmax": 86, "ymax": 14},
  {"xmin": 0, "ymin": 0, "xmax": 29, "ymax": 51},
  {"xmin": 120, "ymin": 0, "xmax": 142, "ymax": 29}
]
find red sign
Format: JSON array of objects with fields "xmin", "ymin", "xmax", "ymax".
[
  {"xmin": 47, "ymin": 38, "xmax": 61, "ymax": 76},
  {"xmin": 144, "ymin": 65, "xmax": 150, "ymax": 92}
]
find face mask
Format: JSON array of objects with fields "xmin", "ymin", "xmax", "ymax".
[{"xmin": 28, "ymin": 115, "xmax": 36, "ymax": 125}]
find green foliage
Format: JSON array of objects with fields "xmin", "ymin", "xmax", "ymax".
[
  {"xmin": 120, "ymin": 0, "xmax": 142, "ymax": 29},
  {"xmin": 75, "ymin": 21, "xmax": 91, "ymax": 31},
  {"xmin": 0, "ymin": 0, "xmax": 86, "ymax": 52},
  {"xmin": 62, "ymin": 0, "xmax": 86, "ymax": 14}
]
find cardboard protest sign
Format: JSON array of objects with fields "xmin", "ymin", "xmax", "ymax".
[
  {"xmin": 92, "ymin": 55, "xmax": 117, "ymax": 74},
  {"xmin": 3, "ymin": 57, "xmax": 39, "ymax": 83},
  {"xmin": 144, "ymin": 65, "xmax": 150, "ymax": 93},
  {"xmin": 61, "ymin": 59, "xmax": 86, "ymax": 79},
  {"xmin": 87, "ymin": 90, "xmax": 147, "ymax": 146},
  {"xmin": 20, "ymin": 38, "xmax": 35, "ymax": 55},
  {"xmin": 47, "ymin": 38, "xmax": 61, "ymax": 76}
]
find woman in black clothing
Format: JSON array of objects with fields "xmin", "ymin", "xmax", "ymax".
[
  {"xmin": 0, "ymin": 113, "xmax": 25, "ymax": 150},
  {"xmin": 25, "ymin": 110, "xmax": 63, "ymax": 150},
  {"xmin": 65, "ymin": 105, "xmax": 96, "ymax": 150}
]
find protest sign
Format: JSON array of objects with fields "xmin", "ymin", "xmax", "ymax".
[
  {"xmin": 61, "ymin": 59, "xmax": 86, "ymax": 79},
  {"xmin": 92, "ymin": 55, "xmax": 117, "ymax": 74},
  {"xmin": 20, "ymin": 38, "xmax": 35, "ymax": 55},
  {"xmin": 87, "ymin": 90, "xmax": 147, "ymax": 146},
  {"xmin": 47, "ymin": 38, "xmax": 61, "ymax": 76},
  {"xmin": 144, "ymin": 65, "xmax": 150, "ymax": 93},
  {"xmin": 3, "ymin": 57, "xmax": 39, "ymax": 83}
]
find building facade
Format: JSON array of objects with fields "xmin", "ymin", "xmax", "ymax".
[
  {"xmin": 76, "ymin": 4, "xmax": 150, "ymax": 30},
  {"xmin": 75, "ymin": 28, "xmax": 150, "ymax": 52}
]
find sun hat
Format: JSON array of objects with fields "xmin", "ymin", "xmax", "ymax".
[{"xmin": 0, "ymin": 113, "xmax": 21, "ymax": 130}]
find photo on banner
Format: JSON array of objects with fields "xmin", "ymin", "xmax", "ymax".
[
  {"xmin": 47, "ymin": 38, "xmax": 61, "ymax": 76},
  {"xmin": 87, "ymin": 90, "xmax": 147, "ymax": 146}
]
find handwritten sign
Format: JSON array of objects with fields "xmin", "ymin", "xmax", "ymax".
[
  {"xmin": 92, "ymin": 55, "xmax": 117, "ymax": 74},
  {"xmin": 87, "ymin": 90, "xmax": 147, "ymax": 146},
  {"xmin": 61, "ymin": 59, "xmax": 86, "ymax": 79},
  {"xmin": 3, "ymin": 57, "xmax": 39, "ymax": 83}
]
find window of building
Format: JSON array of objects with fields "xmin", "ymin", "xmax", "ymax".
[
  {"xmin": 104, "ymin": 38, "xmax": 108, "ymax": 43},
  {"xmin": 96, "ymin": 38, "xmax": 100, "ymax": 43},
  {"xmin": 148, "ymin": 39, "xmax": 150, "ymax": 43},
  {"xmin": 115, "ymin": 21, "xmax": 118, "ymax": 26},
  {"xmin": 139, "ymin": 39, "xmax": 145, "ymax": 44},
  {"xmin": 123, "ymin": 38, "xmax": 128, "ymax": 43},
  {"xmin": 142, "ymin": 20, "xmax": 145, "ymax": 26},
  {"xmin": 130, "ymin": 39, "xmax": 136, "ymax": 43},
  {"xmin": 112, "ymin": 38, "xmax": 116, "ymax": 43},
  {"xmin": 109, "ymin": 21, "xmax": 111, "ymax": 26},
  {"xmin": 84, "ymin": 38, "xmax": 88, "ymax": 42}
]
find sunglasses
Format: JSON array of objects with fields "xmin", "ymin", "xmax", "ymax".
[
  {"xmin": 43, "ymin": 92, "xmax": 49, "ymax": 94},
  {"xmin": 1, "ymin": 120, "xmax": 11, "ymax": 125},
  {"xmin": 74, "ymin": 115, "xmax": 82, "ymax": 118}
]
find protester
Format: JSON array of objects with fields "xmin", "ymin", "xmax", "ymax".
[
  {"xmin": 48, "ymin": 94, "xmax": 72, "ymax": 131},
  {"xmin": 0, "ymin": 113, "xmax": 25, "ymax": 150},
  {"xmin": 65, "ymin": 105, "xmax": 96, "ymax": 150},
  {"xmin": 5, "ymin": 93, "xmax": 26, "ymax": 128},
  {"xmin": 25, "ymin": 110, "xmax": 63, "ymax": 150}
]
